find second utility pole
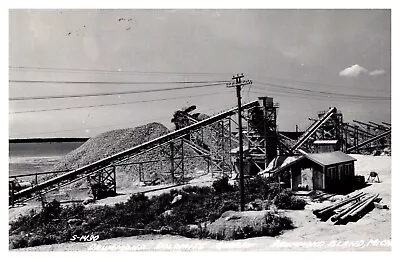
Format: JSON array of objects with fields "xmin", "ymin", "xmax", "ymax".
[{"xmin": 227, "ymin": 74, "xmax": 252, "ymax": 211}]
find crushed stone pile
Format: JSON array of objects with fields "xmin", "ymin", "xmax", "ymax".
[
  {"xmin": 49, "ymin": 122, "xmax": 209, "ymax": 189},
  {"xmin": 53, "ymin": 122, "xmax": 169, "ymax": 170}
]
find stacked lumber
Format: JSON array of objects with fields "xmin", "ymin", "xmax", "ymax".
[
  {"xmin": 313, "ymin": 192, "xmax": 381, "ymax": 224},
  {"xmin": 312, "ymin": 191, "xmax": 335, "ymax": 202}
]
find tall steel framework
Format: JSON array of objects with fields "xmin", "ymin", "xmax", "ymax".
[
  {"xmin": 10, "ymin": 99, "xmax": 273, "ymax": 205},
  {"xmin": 344, "ymin": 120, "xmax": 391, "ymax": 154},
  {"xmin": 9, "ymin": 91, "xmax": 391, "ymax": 206},
  {"xmin": 244, "ymin": 97, "xmax": 278, "ymax": 170}
]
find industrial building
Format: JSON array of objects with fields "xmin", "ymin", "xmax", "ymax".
[{"xmin": 9, "ymin": 92, "xmax": 390, "ymax": 205}]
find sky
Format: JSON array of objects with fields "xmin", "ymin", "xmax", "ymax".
[{"xmin": 8, "ymin": 9, "xmax": 391, "ymax": 138}]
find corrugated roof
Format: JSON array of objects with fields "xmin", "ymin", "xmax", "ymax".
[{"xmin": 305, "ymin": 151, "xmax": 356, "ymax": 166}]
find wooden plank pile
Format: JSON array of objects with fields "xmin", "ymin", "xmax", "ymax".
[
  {"xmin": 313, "ymin": 192, "xmax": 381, "ymax": 224},
  {"xmin": 312, "ymin": 191, "xmax": 335, "ymax": 202}
]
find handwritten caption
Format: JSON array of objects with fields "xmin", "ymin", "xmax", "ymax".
[
  {"xmin": 271, "ymin": 239, "xmax": 391, "ymax": 249},
  {"xmin": 84, "ymin": 239, "xmax": 390, "ymax": 251},
  {"xmin": 70, "ymin": 234, "xmax": 99, "ymax": 242}
]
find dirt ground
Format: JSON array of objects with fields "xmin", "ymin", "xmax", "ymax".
[{"xmin": 10, "ymin": 155, "xmax": 391, "ymax": 251}]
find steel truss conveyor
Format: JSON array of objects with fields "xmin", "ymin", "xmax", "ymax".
[
  {"xmin": 12, "ymin": 100, "xmax": 260, "ymax": 203},
  {"xmin": 290, "ymin": 107, "xmax": 337, "ymax": 153}
]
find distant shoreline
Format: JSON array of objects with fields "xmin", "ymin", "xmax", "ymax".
[
  {"xmin": 9, "ymin": 138, "xmax": 89, "ymax": 143},
  {"xmin": 9, "ymin": 131, "xmax": 306, "ymax": 144}
]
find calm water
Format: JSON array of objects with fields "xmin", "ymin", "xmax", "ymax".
[{"xmin": 9, "ymin": 142, "xmax": 84, "ymax": 176}]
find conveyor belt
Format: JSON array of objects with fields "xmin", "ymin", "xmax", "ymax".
[{"xmin": 13, "ymin": 100, "xmax": 259, "ymax": 201}]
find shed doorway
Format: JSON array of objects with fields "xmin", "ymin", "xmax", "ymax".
[
  {"xmin": 313, "ymin": 169, "xmax": 324, "ymax": 190},
  {"xmin": 301, "ymin": 168, "xmax": 313, "ymax": 190}
]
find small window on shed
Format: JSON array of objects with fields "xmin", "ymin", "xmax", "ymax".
[
  {"xmin": 327, "ymin": 166, "xmax": 337, "ymax": 179},
  {"xmin": 345, "ymin": 163, "xmax": 353, "ymax": 176}
]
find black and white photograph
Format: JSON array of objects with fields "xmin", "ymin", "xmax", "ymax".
[{"xmin": 6, "ymin": 5, "xmax": 394, "ymax": 252}]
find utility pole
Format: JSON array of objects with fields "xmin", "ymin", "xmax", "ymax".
[{"xmin": 227, "ymin": 74, "xmax": 252, "ymax": 211}]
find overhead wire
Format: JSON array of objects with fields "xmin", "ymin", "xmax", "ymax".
[
  {"xmin": 10, "ymin": 105, "xmax": 232, "ymax": 138},
  {"xmin": 10, "ymin": 90, "xmax": 233, "ymax": 114},
  {"xmin": 249, "ymin": 75, "xmax": 390, "ymax": 93},
  {"xmin": 9, "ymin": 82, "xmax": 227, "ymax": 101},
  {"xmin": 250, "ymin": 89, "xmax": 389, "ymax": 103},
  {"xmin": 249, "ymin": 89, "xmax": 390, "ymax": 103},
  {"xmin": 9, "ymin": 66, "xmax": 391, "ymax": 136},
  {"xmin": 10, "ymin": 66, "xmax": 389, "ymax": 93},
  {"xmin": 9, "ymin": 79, "xmax": 230, "ymax": 85},
  {"xmin": 252, "ymin": 81, "xmax": 390, "ymax": 100},
  {"xmin": 9, "ymin": 116, "xmax": 172, "ymax": 138}
]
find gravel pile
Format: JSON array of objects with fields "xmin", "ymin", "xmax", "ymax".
[
  {"xmin": 54, "ymin": 122, "xmax": 170, "ymax": 170},
  {"xmin": 50, "ymin": 122, "xmax": 209, "ymax": 189}
]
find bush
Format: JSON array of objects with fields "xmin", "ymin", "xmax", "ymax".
[
  {"xmin": 273, "ymin": 190, "xmax": 307, "ymax": 210},
  {"xmin": 9, "ymin": 178, "xmax": 299, "ymax": 249},
  {"xmin": 212, "ymin": 177, "xmax": 234, "ymax": 193},
  {"xmin": 60, "ymin": 203, "xmax": 85, "ymax": 219},
  {"xmin": 245, "ymin": 199, "xmax": 270, "ymax": 211},
  {"xmin": 27, "ymin": 235, "xmax": 45, "ymax": 247},
  {"xmin": 42, "ymin": 199, "xmax": 62, "ymax": 220},
  {"xmin": 9, "ymin": 209, "xmax": 38, "ymax": 234},
  {"xmin": 245, "ymin": 176, "xmax": 281, "ymax": 202},
  {"xmin": 219, "ymin": 200, "xmax": 239, "ymax": 213},
  {"xmin": 9, "ymin": 235, "xmax": 28, "ymax": 249},
  {"xmin": 182, "ymin": 185, "xmax": 214, "ymax": 195}
]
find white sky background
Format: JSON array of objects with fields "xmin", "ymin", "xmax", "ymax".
[{"xmin": 8, "ymin": 9, "xmax": 391, "ymax": 138}]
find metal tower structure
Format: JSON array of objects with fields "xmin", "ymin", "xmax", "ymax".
[{"xmin": 244, "ymin": 97, "xmax": 278, "ymax": 171}]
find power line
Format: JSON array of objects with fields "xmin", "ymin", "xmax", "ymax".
[
  {"xmin": 9, "ymin": 79, "xmax": 230, "ymax": 85},
  {"xmin": 9, "ymin": 82, "xmax": 226, "ymax": 101},
  {"xmin": 250, "ymin": 75, "xmax": 390, "ymax": 93},
  {"xmin": 249, "ymin": 90, "xmax": 390, "ymax": 103},
  {"xmin": 10, "ymin": 91, "xmax": 233, "ymax": 114},
  {"xmin": 253, "ymin": 82, "xmax": 390, "ymax": 100},
  {"xmin": 9, "ymin": 116, "xmax": 172, "ymax": 138},
  {"xmin": 250, "ymin": 89, "xmax": 389, "ymax": 103},
  {"xmin": 10, "ymin": 106, "xmax": 226, "ymax": 138},
  {"xmin": 10, "ymin": 66, "xmax": 390, "ymax": 93}
]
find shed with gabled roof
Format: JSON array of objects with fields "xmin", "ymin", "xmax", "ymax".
[
  {"xmin": 273, "ymin": 151, "xmax": 356, "ymax": 193},
  {"xmin": 313, "ymin": 139, "xmax": 340, "ymax": 153}
]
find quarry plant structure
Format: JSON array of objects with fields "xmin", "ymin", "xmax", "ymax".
[{"xmin": 9, "ymin": 96, "xmax": 391, "ymax": 206}]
